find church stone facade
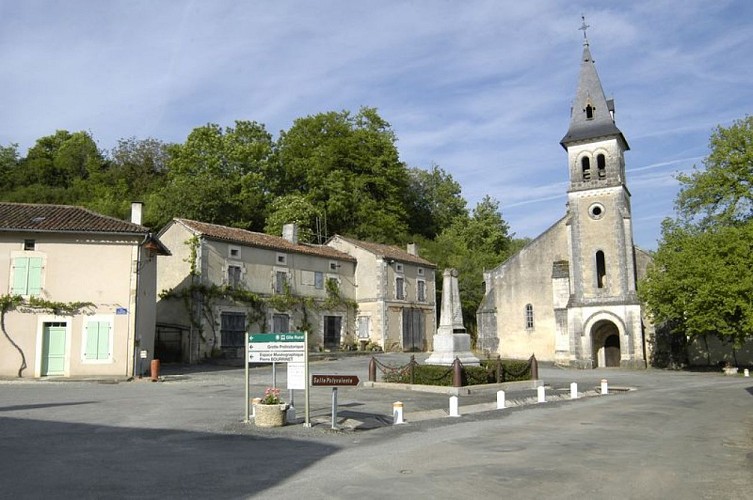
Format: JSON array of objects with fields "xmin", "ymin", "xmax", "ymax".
[{"xmin": 477, "ymin": 36, "xmax": 653, "ymax": 369}]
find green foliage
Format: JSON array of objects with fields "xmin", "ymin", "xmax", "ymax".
[
  {"xmin": 421, "ymin": 196, "xmax": 514, "ymax": 336},
  {"xmin": 639, "ymin": 221, "xmax": 753, "ymax": 348},
  {"xmin": 407, "ymin": 164, "xmax": 468, "ymax": 239},
  {"xmin": 675, "ymin": 116, "xmax": 753, "ymax": 229},
  {"xmin": 154, "ymin": 120, "xmax": 274, "ymax": 229},
  {"xmin": 274, "ymin": 107, "xmax": 411, "ymax": 242},
  {"xmin": 264, "ymin": 194, "xmax": 321, "ymax": 243}
]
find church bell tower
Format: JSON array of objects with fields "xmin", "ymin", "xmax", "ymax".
[{"xmin": 558, "ymin": 20, "xmax": 644, "ymax": 368}]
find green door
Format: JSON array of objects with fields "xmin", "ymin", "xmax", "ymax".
[{"xmin": 41, "ymin": 323, "xmax": 66, "ymax": 376}]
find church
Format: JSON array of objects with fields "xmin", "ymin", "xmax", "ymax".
[{"xmin": 477, "ymin": 31, "xmax": 653, "ymax": 369}]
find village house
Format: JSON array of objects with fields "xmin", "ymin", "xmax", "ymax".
[
  {"xmin": 155, "ymin": 219, "xmax": 358, "ymax": 362},
  {"xmin": 326, "ymin": 236, "xmax": 437, "ymax": 352},
  {"xmin": 0, "ymin": 202, "xmax": 166, "ymax": 378}
]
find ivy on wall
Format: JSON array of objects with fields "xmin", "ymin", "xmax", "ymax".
[{"xmin": 0, "ymin": 294, "xmax": 93, "ymax": 377}]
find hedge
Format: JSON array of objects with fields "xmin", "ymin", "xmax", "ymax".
[{"xmin": 382, "ymin": 358, "xmax": 532, "ymax": 386}]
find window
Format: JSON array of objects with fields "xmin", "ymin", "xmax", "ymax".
[
  {"xmin": 314, "ymin": 271, "xmax": 324, "ymax": 289},
  {"xmin": 24, "ymin": 239, "xmax": 35, "ymax": 251},
  {"xmin": 228, "ymin": 246, "xmax": 241, "ymax": 258},
  {"xmin": 272, "ymin": 314, "xmax": 289, "ymax": 333},
  {"xmin": 275, "ymin": 271, "xmax": 288, "ymax": 294},
  {"xmin": 396, "ymin": 276, "xmax": 405, "ymax": 300},
  {"xmin": 357, "ymin": 316, "xmax": 371, "ymax": 339},
  {"xmin": 596, "ymin": 251, "xmax": 607, "ymax": 289},
  {"xmin": 220, "ymin": 312, "xmax": 246, "ymax": 347},
  {"xmin": 597, "ymin": 154, "xmax": 606, "ymax": 179},
  {"xmin": 227, "ymin": 265, "xmax": 241, "ymax": 288},
  {"xmin": 417, "ymin": 280, "xmax": 426, "ymax": 302},
  {"xmin": 395, "ymin": 263, "xmax": 404, "ymax": 273},
  {"xmin": 581, "ymin": 156, "xmax": 591, "ymax": 181},
  {"xmin": 417, "ymin": 267, "xmax": 424, "ymax": 276},
  {"xmin": 11, "ymin": 256, "xmax": 43, "ymax": 296},
  {"xmin": 83, "ymin": 319, "xmax": 112, "ymax": 361},
  {"xmin": 327, "ymin": 276, "xmax": 339, "ymax": 291},
  {"xmin": 585, "ymin": 104, "xmax": 594, "ymax": 119},
  {"xmin": 525, "ymin": 304, "xmax": 534, "ymax": 329},
  {"xmin": 329, "ymin": 261, "xmax": 340, "ymax": 272},
  {"xmin": 276, "ymin": 253, "xmax": 287, "ymax": 265}
]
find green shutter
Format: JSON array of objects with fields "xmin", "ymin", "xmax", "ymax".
[
  {"xmin": 27, "ymin": 257, "xmax": 43, "ymax": 296},
  {"xmin": 11, "ymin": 257, "xmax": 29, "ymax": 295},
  {"xmin": 85, "ymin": 321, "xmax": 111, "ymax": 360}
]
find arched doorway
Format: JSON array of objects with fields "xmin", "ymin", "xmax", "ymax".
[{"xmin": 591, "ymin": 320, "xmax": 621, "ymax": 367}]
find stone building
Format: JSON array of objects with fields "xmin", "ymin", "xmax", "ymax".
[{"xmin": 477, "ymin": 35, "xmax": 652, "ymax": 368}]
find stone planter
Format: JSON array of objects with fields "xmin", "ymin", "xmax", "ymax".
[{"xmin": 254, "ymin": 403, "xmax": 288, "ymax": 427}]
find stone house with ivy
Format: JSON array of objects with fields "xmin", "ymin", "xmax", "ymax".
[
  {"xmin": 326, "ymin": 236, "xmax": 437, "ymax": 352},
  {"xmin": 155, "ymin": 219, "xmax": 358, "ymax": 362},
  {"xmin": 0, "ymin": 202, "xmax": 167, "ymax": 378}
]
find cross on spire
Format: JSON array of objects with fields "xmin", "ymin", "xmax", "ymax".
[{"xmin": 579, "ymin": 15, "xmax": 590, "ymax": 41}]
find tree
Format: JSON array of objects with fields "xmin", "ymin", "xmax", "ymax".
[
  {"xmin": 0, "ymin": 143, "xmax": 19, "ymax": 196},
  {"xmin": 640, "ymin": 116, "xmax": 753, "ymax": 353},
  {"xmin": 407, "ymin": 164, "xmax": 468, "ymax": 239},
  {"xmin": 154, "ymin": 121, "xmax": 274, "ymax": 229},
  {"xmin": 674, "ymin": 116, "xmax": 753, "ymax": 229},
  {"xmin": 264, "ymin": 194, "xmax": 321, "ymax": 243},
  {"xmin": 421, "ymin": 196, "xmax": 514, "ymax": 336},
  {"xmin": 274, "ymin": 107, "xmax": 412, "ymax": 242},
  {"xmin": 639, "ymin": 221, "xmax": 753, "ymax": 349}
]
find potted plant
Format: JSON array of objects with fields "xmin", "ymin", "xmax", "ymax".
[{"xmin": 253, "ymin": 387, "xmax": 288, "ymax": 427}]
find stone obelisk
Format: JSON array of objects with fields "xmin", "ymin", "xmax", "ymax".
[{"xmin": 425, "ymin": 268, "xmax": 480, "ymax": 366}]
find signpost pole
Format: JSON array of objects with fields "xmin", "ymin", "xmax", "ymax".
[
  {"xmin": 244, "ymin": 333, "xmax": 250, "ymax": 423},
  {"xmin": 331, "ymin": 387, "xmax": 338, "ymax": 430},
  {"xmin": 304, "ymin": 331, "xmax": 311, "ymax": 428}
]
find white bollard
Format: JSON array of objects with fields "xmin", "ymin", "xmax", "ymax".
[
  {"xmin": 537, "ymin": 385, "xmax": 546, "ymax": 403},
  {"xmin": 449, "ymin": 396, "xmax": 460, "ymax": 417},
  {"xmin": 745, "ymin": 369, "xmax": 750, "ymax": 377},
  {"xmin": 570, "ymin": 382, "xmax": 578, "ymax": 399},
  {"xmin": 496, "ymin": 390, "xmax": 506, "ymax": 409},
  {"xmin": 393, "ymin": 401, "xmax": 404, "ymax": 424},
  {"xmin": 601, "ymin": 379, "xmax": 608, "ymax": 395},
  {"xmin": 251, "ymin": 397, "xmax": 261, "ymax": 418}
]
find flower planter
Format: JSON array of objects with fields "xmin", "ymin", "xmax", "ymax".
[
  {"xmin": 254, "ymin": 403, "xmax": 288, "ymax": 427},
  {"xmin": 723, "ymin": 366, "xmax": 739, "ymax": 376}
]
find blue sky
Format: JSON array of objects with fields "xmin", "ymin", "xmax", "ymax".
[{"xmin": 1, "ymin": 1, "xmax": 751, "ymax": 249}]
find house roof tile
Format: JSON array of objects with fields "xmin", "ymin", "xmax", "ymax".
[
  {"xmin": 0, "ymin": 202, "xmax": 148, "ymax": 234},
  {"xmin": 175, "ymin": 219, "xmax": 356, "ymax": 262},
  {"xmin": 332, "ymin": 235, "xmax": 436, "ymax": 268}
]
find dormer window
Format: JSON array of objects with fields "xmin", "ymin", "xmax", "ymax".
[{"xmin": 585, "ymin": 104, "xmax": 594, "ymax": 120}]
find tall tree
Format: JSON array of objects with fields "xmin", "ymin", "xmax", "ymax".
[
  {"xmin": 640, "ymin": 116, "xmax": 753, "ymax": 353},
  {"xmin": 155, "ymin": 121, "xmax": 274, "ymax": 229},
  {"xmin": 407, "ymin": 164, "xmax": 468, "ymax": 239},
  {"xmin": 422, "ymin": 196, "xmax": 513, "ymax": 336},
  {"xmin": 275, "ymin": 107, "xmax": 411, "ymax": 242},
  {"xmin": 674, "ymin": 116, "xmax": 753, "ymax": 229}
]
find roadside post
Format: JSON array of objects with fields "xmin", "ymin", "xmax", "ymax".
[{"xmin": 311, "ymin": 374, "xmax": 360, "ymax": 430}]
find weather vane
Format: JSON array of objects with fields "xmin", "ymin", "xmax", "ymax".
[{"xmin": 579, "ymin": 14, "xmax": 590, "ymax": 40}]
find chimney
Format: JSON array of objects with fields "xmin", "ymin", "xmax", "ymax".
[
  {"xmin": 406, "ymin": 243, "xmax": 418, "ymax": 256},
  {"xmin": 282, "ymin": 223, "xmax": 299, "ymax": 244},
  {"xmin": 131, "ymin": 201, "xmax": 144, "ymax": 225}
]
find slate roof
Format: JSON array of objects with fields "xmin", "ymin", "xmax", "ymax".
[
  {"xmin": 0, "ymin": 202, "xmax": 148, "ymax": 234},
  {"xmin": 560, "ymin": 40, "xmax": 628, "ymax": 149},
  {"xmin": 174, "ymin": 219, "xmax": 356, "ymax": 262},
  {"xmin": 332, "ymin": 235, "xmax": 436, "ymax": 268}
]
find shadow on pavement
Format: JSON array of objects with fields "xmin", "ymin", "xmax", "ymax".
[{"xmin": 0, "ymin": 416, "xmax": 340, "ymax": 499}]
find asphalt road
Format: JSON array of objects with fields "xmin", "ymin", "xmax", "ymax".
[{"xmin": 1, "ymin": 353, "xmax": 751, "ymax": 499}]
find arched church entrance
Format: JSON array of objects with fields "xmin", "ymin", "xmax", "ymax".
[{"xmin": 591, "ymin": 320, "xmax": 621, "ymax": 368}]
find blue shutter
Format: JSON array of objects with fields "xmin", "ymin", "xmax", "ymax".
[{"xmin": 11, "ymin": 257, "xmax": 29, "ymax": 295}]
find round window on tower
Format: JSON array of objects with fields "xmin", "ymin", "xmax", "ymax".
[{"xmin": 588, "ymin": 202, "xmax": 605, "ymax": 220}]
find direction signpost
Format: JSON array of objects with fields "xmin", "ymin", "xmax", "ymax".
[
  {"xmin": 244, "ymin": 332, "xmax": 310, "ymax": 425},
  {"xmin": 311, "ymin": 374, "xmax": 360, "ymax": 429}
]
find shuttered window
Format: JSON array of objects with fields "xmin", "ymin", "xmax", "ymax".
[
  {"xmin": 84, "ymin": 320, "xmax": 111, "ymax": 360},
  {"xmin": 11, "ymin": 257, "xmax": 43, "ymax": 296}
]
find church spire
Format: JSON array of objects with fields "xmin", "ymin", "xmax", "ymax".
[{"xmin": 560, "ymin": 17, "xmax": 628, "ymax": 150}]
